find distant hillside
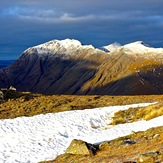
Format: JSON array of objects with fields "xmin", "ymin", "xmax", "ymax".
[
  {"xmin": 0, "ymin": 60, "xmax": 15, "ymax": 69},
  {"xmin": 0, "ymin": 39, "xmax": 163, "ymax": 95}
]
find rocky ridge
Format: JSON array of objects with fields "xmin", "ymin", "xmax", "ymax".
[{"xmin": 0, "ymin": 39, "xmax": 163, "ymax": 95}]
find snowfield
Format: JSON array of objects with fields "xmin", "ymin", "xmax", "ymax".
[{"xmin": 0, "ymin": 102, "xmax": 162, "ymax": 163}]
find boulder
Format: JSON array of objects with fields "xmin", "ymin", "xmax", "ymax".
[
  {"xmin": 65, "ymin": 139, "xmax": 98, "ymax": 155},
  {"xmin": 0, "ymin": 90, "xmax": 4, "ymax": 100},
  {"xmin": 9, "ymin": 86, "xmax": 16, "ymax": 91},
  {"xmin": 137, "ymin": 151, "xmax": 159, "ymax": 163}
]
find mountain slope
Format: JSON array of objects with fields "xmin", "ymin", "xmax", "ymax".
[
  {"xmin": 0, "ymin": 39, "xmax": 163, "ymax": 95},
  {"xmin": 80, "ymin": 41, "xmax": 163, "ymax": 95}
]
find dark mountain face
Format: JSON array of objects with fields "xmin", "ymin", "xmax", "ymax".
[{"xmin": 0, "ymin": 39, "xmax": 163, "ymax": 95}]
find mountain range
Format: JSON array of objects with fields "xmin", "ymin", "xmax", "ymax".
[{"xmin": 0, "ymin": 39, "xmax": 163, "ymax": 95}]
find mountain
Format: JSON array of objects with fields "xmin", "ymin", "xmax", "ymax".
[
  {"xmin": 101, "ymin": 42, "xmax": 121, "ymax": 52},
  {"xmin": 0, "ymin": 39, "xmax": 163, "ymax": 95}
]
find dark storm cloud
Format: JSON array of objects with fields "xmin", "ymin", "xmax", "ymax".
[{"xmin": 0, "ymin": 0, "xmax": 163, "ymax": 59}]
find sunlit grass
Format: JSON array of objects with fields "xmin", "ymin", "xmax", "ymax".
[
  {"xmin": 111, "ymin": 102, "xmax": 163, "ymax": 125},
  {"xmin": 0, "ymin": 92, "xmax": 163, "ymax": 119},
  {"xmin": 1, "ymin": 92, "xmax": 163, "ymax": 119}
]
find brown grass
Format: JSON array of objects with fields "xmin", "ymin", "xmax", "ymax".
[
  {"xmin": 111, "ymin": 102, "xmax": 163, "ymax": 125},
  {"xmin": 1, "ymin": 92, "xmax": 163, "ymax": 119}
]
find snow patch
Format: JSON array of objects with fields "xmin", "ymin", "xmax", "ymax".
[{"xmin": 0, "ymin": 102, "xmax": 161, "ymax": 163}]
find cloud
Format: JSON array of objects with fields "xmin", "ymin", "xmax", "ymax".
[
  {"xmin": 1, "ymin": 6, "xmax": 159, "ymax": 25},
  {"xmin": 0, "ymin": 0, "xmax": 163, "ymax": 59},
  {"xmin": 1, "ymin": 6, "xmax": 95, "ymax": 23},
  {"xmin": 1, "ymin": 1, "xmax": 163, "ymax": 24},
  {"xmin": 18, "ymin": 12, "xmax": 96, "ymax": 23}
]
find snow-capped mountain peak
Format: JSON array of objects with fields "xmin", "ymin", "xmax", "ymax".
[
  {"xmin": 31, "ymin": 39, "xmax": 95, "ymax": 57},
  {"xmin": 42, "ymin": 39, "xmax": 82, "ymax": 48},
  {"xmin": 121, "ymin": 41, "xmax": 163, "ymax": 55},
  {"xmin": 123, "ymin": 41, "xmax": 150, "ymax": 50},
  {"xmin": 102, "ymin": 42, "xmax": 121, "ymax": 52}
]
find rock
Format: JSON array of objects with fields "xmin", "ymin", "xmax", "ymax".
[
  {"xmin": 5, "ymin": 87, "xmax": 18, "ymax": 99},
  {"xmin": 123, "ymin": 139, "xmax": 138, "ymax": 146},
  {"xmin": 138, "ymin": 155, "xmax": 155, "ymax": 162},
  {"xmin": 131, "ymin": 131, "xmax": 136, "ymax": 135},
  {"xmin": 86, "ymin": 142, "xmax": 98, "ymax": 155},
  {"xmin": 20, "ymin": 94, "xmax": 34, "ymax": 101},
  {"xmin": 0, "ymin": 90, "xmax": 4, "ymax": 100},
  {"xmin": 153, "ymin": 134, "xmax": 160, "ymax": 139},
  {"xmin": 99, "ymin": 141, "xmax": 109, "ymax": 150},
  {"xmin": 65, "ymin": 139, "xmax": 90, "ymax": 155},
  {"xmin": 0, "ymin": 87, "xmax": 17, "ymax": 100},
  {"xmin": 65, "ymin": 139, "xmax": 98, "ymax": 155},
  {"xmin": 9, "ymin": 86, "xmax": 16, "ymax": 91},
  {"xmin": 138, "ymin": 151, "xmax": 159, "ymax": 163},
  {"xmin": 1, "ymin": 88, "xmax": 7, "ymax": 93}
]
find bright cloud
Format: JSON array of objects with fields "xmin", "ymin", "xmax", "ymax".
[{"xmin": 0, "ymin": 0, "xmax": 163, "ymax": 59}]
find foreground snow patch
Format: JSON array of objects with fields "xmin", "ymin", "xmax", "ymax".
[{"xmin": 0, "ymin": 102, "xmax": 162, "ymax": 163}]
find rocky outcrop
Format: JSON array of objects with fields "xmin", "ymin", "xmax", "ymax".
[
  {"xmin": 138, "ymin": 151, "xmax": 160, "ymax": 163},
  {"xmin": 0, "ymin": 86, "xmax": 17, "ymax": 100},
  {"xmin": 0, "ymin": 39, "xmax": 163, "ymax": 95},
  {"xmin": 65, "ymin": 139, "xmax": 98, "ymax": 155},
  {"xmin": 0, "ymin": 90, "xmax": 3, "ymax": 100}
]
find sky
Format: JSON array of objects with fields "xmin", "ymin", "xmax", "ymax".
[{"xmin": 0, "ymin": 0, "xmax": 163, "ymax": 60}]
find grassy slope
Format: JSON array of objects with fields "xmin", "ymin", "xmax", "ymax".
[
  {"xmin": 1, "ymin": 92, "xmax": 163, "ymax": 119},
  {"xmin": 111, "ymin": 102, "xmax": 163, "ymax": 125},
  {"xmin": 44, "ymin": 126, "xmax": 163, "ymax": 163},
  {"xmin": 0, "ymin": 93, "xmax": 163, "ymax": 162}
]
